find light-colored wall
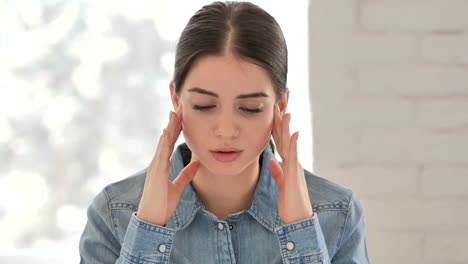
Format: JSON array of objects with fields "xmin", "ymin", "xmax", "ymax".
[{"xmin": 308, "ymin": 1, "xmax": 468, "ymax": 263}]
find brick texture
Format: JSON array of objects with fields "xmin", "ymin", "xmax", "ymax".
[
  {"xmin": 309, "ymin": 0, "xmax": 468, "ymax": 263},
  {"xmin": 422, "ymin": 35, "xmax": 468, "ymax": 63},
  {"xmin": 361, "ymin": 0, "xmax": 468, "ymax": 32}
]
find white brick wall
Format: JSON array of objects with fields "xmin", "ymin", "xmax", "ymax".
[
  {"xmin": 361, "ymin": 1, "xmax": 468, "ymax": 32},
  {"xmin": 358, "ymin": 66, "xmax": 468, "ymax": 95},
  {"xmin": 422, "ymin": 35, "xmax": 468, "ymax": 63},
  {"xmin": 424, "ymin": 235, "xmax": 468, "ymax": 263},
  {"xmin": 309, "ymin": 33, "xmax": 418, "ymax": 66},
  {"xmin": 367, "ymin": 232, "xmax": 423, "ymax": 263},
  {"xmin": 422, "ymin": 167, "xmax": 468, "ymax": 196},
  {"xmin": 309, "ymin": 0, "xmax": 357, "ymax": 30},
  {"xmin": 308, "ymin": 0, "xmax": 468, "ymax": 263}
]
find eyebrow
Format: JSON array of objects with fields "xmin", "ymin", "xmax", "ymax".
[{"xmin": 188, "ymin": 87, "xmax": 269, "ymax": 99}]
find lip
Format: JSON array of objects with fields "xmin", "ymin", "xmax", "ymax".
[{"xmin": 210, "ymin": 147, "xmax": 242, "ymax": 162}]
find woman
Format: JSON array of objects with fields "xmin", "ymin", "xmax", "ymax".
[{"xmin": 79, "ymin": 1, "xmax": 369, "ymax": 263}]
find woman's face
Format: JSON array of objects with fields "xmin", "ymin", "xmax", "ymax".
[{"xmin": 172, "ymin": 54, "xmax": 285, "ymax": 176}]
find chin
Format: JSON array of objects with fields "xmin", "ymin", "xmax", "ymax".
[
  {"xmin": 207, "ymin": 155, "xmax": 261, "ymax": 177},
  {"xmin": 195, "ymin": 155, "xmax": 239, "ymax": 174}
]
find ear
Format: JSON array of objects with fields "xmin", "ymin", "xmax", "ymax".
[
  {"xmin": 169, "ymin": 81, "xmax": 180, "ymax": 110},
  {"xmin": 277, "ymin": 88, "xmax": 289, "ymax": 115}
]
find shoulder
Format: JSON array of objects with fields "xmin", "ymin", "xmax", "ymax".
[
  {"xmin": 303, "ymin": 170, "xmax": 366, "ymax": 256},
  {"xmin": 93, "ymin": 168, "xmax": 147, "ymax": 211},
  {"xmin": 303, "ymin": 169, "xmax": 358, "ymax": 214},
  {"xmin": 81, "ymin": 169, "xmax": 147, "ymax": 246}
]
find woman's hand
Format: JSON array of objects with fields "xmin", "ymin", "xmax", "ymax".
[
  {"xmin": 269, "ymin": 105, "xmax": 314, "ymax": 224},
  {"xmin": 137, "ymin": 106, "xmax": 200, "ymax": 226}
]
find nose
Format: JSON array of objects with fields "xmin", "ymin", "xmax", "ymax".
[{"xmin": 214, "ymin": 110, "xmax": 240, "ymax": 139}]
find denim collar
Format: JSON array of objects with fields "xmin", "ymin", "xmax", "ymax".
[{"xmin": 165, "ymin": 143, "xmax": 282, "ymax": 232}]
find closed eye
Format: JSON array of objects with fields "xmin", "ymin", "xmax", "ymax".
[
  {"xmin": 240, "ymin": 107, "xmax": 263, "ymax": 113},
  {"xmin": 193, "ymin": 105, "xmax": 216, "ymax": 111}
]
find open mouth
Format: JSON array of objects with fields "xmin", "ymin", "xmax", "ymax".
[{"xmin": 210, "ymin": 150, "xmax": 242, "ymax": 162}]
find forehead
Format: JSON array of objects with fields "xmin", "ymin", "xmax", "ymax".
[{"xmin": 181, "ymin": 54, "xmax": 276, "ymax": 97}]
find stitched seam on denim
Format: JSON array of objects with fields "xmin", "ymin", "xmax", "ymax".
[
  {"xmin": 275, "ymin": 218, "xmax": 316, "ymax": 234},
  {"xmin": 108, "ymin": 204, "xmax": 137, "ymax": 242},
  {"xmin": 125, "ymin": 217, "xmax": 174, "ymax": 263},
  {"xmin": 247, "ymin": 205, "xmax": 275, "ymax": 232},
  {"xmin": 173, "ymin": 209, "xmax": 181, "ymax": 229},
  {"xmin": 336, "ymin": 192, "xmax": 354, "ymax": 250},
  {"xmin": 312, "ymin": 199, "xmax": 349, "ymax": 212},
  {"xmin": 130, "ymin": 216, "xmax": 175, "ymax": 236},
  {"xmin": 121, "ymin": 248, "xmax": 163, "ymax": 264},
  {"xmin": 103, "ymin": 187, "xmax": 121, "ymax": 242},
  {"xmin": 276, "ymin": 232, "xmax": 290, "ymax": 263},
  {"xmin": 177, "ymin": 203, "xmax": 201, "ymax": 230},
  {"xmin": 223, "ymin": 225, "xmax": 236, "ymax": 264},
  {"xmin": 275, "ymin": 218, "xmax": 329, "ymax": 263},
  {"xmin": 119, "ymin": 247, "xmax": 142, "ymax": 264},
  {"xmin": 288, "ymin": 249, "xmax": 328, "ymax": 263},
  {"xmin": 276, "ymin": 232, "xmax": 326, "ymax": 263},
  {"xmin": 110, "ymin": 202, "xmax": 139, "ymax": 211},
  {"xmin": 289, "ymin": 254, "xmax": 323, "ymax": 263}
]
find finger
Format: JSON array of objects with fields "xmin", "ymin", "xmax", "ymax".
[
  {"xmin": 287, "ymin": 131, "xmax": 306, "ymax": 187},
  {"xmin": 175, "ymin": 104, "xmax": 182, "ymax": 116},
  {"xmin": 158, "ymin": 128, "xmax": 172, "ymax": 172},
  {"xmin": 281, "ymin": 113, "xmax": 292, "ymax": 160},
  {"xmin": 268, "ymin": 158, "xmax": 284, "ymax": 188},
  {"xmin": 288, "ymin": 131, "xmax": 299, "ymax": 174},
  {"xmin": 272, "ymin": 105, "xmax": 282, "ymax": 156},
  {"xmin": 145, "ymin": 128, "xmax": 170, "ymax": 187},
  {"xmin": 171, "ymin": 160, "xmax": 200, "ymax": 194},
  {"xmin": 166, "ymin": 111, "xmax": 179, "ymax": 141},
  {"xmin": 150, "ymin": 129, "xmax": 164, "ymax": 164},
  {"xmin": 145, "ymin": 130, "xmax": 164, "ymax": 185},
  {"xmin": 174, "ymin": 104, "xmax": 183, "ymax": 134},
  {"xmin": 151, "ymin": 128, "xmax": 167, "ymax": 170},
  {"xmin": 166, "ymin": 104, "xmax": 183, "ymax": 149},
  {"xmin": 148, "ymin": 106, "xmax": 183, "ymax": 184},
  {"xmin": 167, "ymin": 111, "xmax": 183, "ymax": 151}
]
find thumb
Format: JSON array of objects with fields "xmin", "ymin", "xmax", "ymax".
[
  {"xmin": 268, "ymin": 159, "xmax": 284, "ymax": 188},
  {"xmin": 171, "ymin": 160, "xmax": 200, "ymax": 194}
]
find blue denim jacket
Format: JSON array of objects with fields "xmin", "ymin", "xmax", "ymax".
[{"xmin": 80, "ymin": 143, "xmax": 369, "ymax": 263}]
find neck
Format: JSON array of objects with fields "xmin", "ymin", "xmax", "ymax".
[{"xmin": 190, "ymin": 159, "xmax": 260, "ymax": 220}]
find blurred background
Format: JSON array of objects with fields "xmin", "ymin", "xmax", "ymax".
[
  {"xmin": 0, "ymin": 0, "xmax": 310, "ymax": 263},
  {"xmin": 1, "ymin": 0, "xmax": 467, "ymax": 263},
  {"xmin": 308, "ymin": 1, "xmax": 468, "ymax": 264}
]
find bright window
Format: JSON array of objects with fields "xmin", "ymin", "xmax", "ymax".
[{"xmin": 0, "ymin": 1, "xmax": 310, "ymax": 262}]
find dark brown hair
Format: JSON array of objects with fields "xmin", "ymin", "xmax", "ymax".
[
  {"xmin": 173, "ymin": 1, "xmax": 288, "ymax": 152},
  {"xmin": 173, "ymin": 1, "xmax": 287, "ymax": 97}
]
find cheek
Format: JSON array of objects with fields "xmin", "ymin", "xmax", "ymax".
[
  {"xmin": 250, "ymin": 112, "xmax": 274, "ymax": 136},
  {"xmin": 181, "ymin": 109, "xmax": 208, "ymax": 145},
  {"xmin": 181, "ymin": 110, "xmax": 197, "ymax": 135},
  {"xmin": 262, "ymin": 110, "xmax": 274, "ymax": 129}
]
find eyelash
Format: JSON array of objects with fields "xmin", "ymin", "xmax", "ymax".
[
  {"xmin": 193, "ymin": 105, "xmax": 215, "ymax": 111},
  {"xmin": 193, "ymin": 105, "xmax": 263, "ymax": 114},
  {"xmin": 239, "ymin": 107, "xmax": 263, "ymax": 113}
]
